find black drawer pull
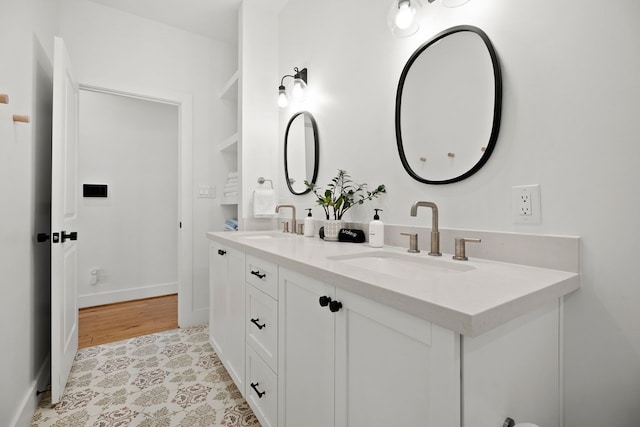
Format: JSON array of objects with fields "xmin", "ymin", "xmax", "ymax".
[
  {"xmin": 218, "ymin": 249, "xmax": 226, "ymax": 256},
  {"xmin": 250, "ymin": 382, "xmax": 266, "ymax": 398},
  {"xmin": 250, "ymin": 270, "xmax": 266, "ymax": 279},
  {"xmin": 250, "ymin": 318, "xmax": 266, "ymax": 330}
]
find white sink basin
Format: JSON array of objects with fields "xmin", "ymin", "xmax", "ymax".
[
  {"xmin": 327, "ymin": 250, "xmax": 474, "ymax": 280},
  {"xmin": 238, "ymin": 231, "xmax": 298, "ymax": 240}
]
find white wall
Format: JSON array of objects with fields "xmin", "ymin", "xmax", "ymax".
[
  {"xmin": 77, "ymin": 90, "xmax": 178, "ymax": 307},
  {"xmin": 277, "ymin": 0, "xmax": 640, "ymax": 425},
  {"xmin": 59, "ymin": 0, "xmax": 236, "ymax": 322},
  {"xmin": 239, "ymin": 0, "xmax": 280, "ymax": 225},
  {"xmin": 0, "ymin": 1, "xmax": 60, "ymax": 425}
]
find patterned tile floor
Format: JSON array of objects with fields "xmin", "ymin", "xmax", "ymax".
[{"xmin": 32, "ymin": 325, "xmax": 261, "ymax": 427}]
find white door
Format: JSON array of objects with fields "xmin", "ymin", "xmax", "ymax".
[{"xmin": 51, "ymin": 36, "xmax": 79, "ymax": 404}]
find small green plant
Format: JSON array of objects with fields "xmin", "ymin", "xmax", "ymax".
[{"xmin": 304, "ymin": 169, "xmax": 386, "ymax": 220}]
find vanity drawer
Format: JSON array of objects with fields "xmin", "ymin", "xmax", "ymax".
[
  {"xmin": 246, "ymin": 255, "xmax": 278, "ymax": 299},
  {"xmin": 246, "ymin": 284, "xmax": 278, "ymax": 373},
  {"xmin": 246, "ymin": 346, "xmax": 277, "ymax": 427}
]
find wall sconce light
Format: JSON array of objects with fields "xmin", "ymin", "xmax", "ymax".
[
  {"xmin": 388, "ymin": 0, "xmax": 433, "ymax": 37},
  {"xmin": 388, "ymin": 0, "xmax": 471, "ymax": 37},
  {"xmin": 278, "ymin": 67, "xmax": 308, "ymax": 108}
]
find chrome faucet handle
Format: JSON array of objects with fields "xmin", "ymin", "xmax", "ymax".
[
  {"xmin": 400, "ymin": 232, "xmax": 420, "ymax": 253},
  {"xmin": 281, "ymin": 221, "xmax": 289, "ymax": 233},
  {"xmin": 453, "ymin": 237, "xmax": 481, "ymax": 261}
]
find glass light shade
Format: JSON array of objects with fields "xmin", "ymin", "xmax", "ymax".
[
  {"xmin": 442, "ymin": 0, "xmax": 470, "ymax": 7},
  {"xmin": 292, "ymin": 78, "xmax": 306, "ymax": 99},
  {"xmin": 278, "ymin": 87, "xmax": 288, "ymax": 108},
  {"xmin": 387, "ymin": 0, "xmax": 420, "ymax": 38},
  {"xmin": 395, "ymin": 2, "xmax": 414, "ymax": 29}
]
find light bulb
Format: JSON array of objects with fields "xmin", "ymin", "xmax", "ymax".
[
  {"xmin": 395, "ymin": 1, "xmax": 414, "ymax": 30},
  {"xmin": 278, "ymin": 88, "xmax": 288, "ymax": 108}
]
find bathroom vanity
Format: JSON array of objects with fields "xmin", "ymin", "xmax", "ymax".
[{"xmin": 207, "ymin": 230, "xmax": 579, "ymax": 427}]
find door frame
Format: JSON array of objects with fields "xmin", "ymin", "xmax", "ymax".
[{"xmin": 79, "ymin": 81, "xmax": 193, "ymax": 327}]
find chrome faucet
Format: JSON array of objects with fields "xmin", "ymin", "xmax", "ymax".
[
  {"xmin": 410, "ymin": 201, "xmax": 441, "ymax": 256},
  {"xmin": 275, "ymin": 204, "xmax": 296, "ymax": 234}
]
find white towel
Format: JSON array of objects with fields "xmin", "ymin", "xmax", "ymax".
[{"xmin": 253, "ymin": 189, "xmax": 277, "ymax": 218}]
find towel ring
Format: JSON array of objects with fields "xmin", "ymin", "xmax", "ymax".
[{"xmin": 257, "ymin": 177, "xmax": 273, "ymax": 189}]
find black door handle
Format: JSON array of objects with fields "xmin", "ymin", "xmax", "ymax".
[
  {"xmin": 250, "ymin": 318, "xmax": 266, "ymax": 330},
  {"xmin": 36, "ymin": 233, "xmax": 50, "ymax": 243},
  {"xmin": 218, "ymin": 249, "xmax": 226, "ymax": 256},
  {"xmin": 319, "ymin": 295, "xmax": 332, "ymax": 307},
  {"xmin": 329, "ymin": 300, "xmax": 343, "ymax": 313},
  {"xmin": 250, "ymin": 270, "xmax": 266, "ymax": 279},
  {"xmin": 250, "ymin": 382, "xmax": 266, "ymax": 398},
  {"xmin": 61, "ymin": 231, "xmax": 77, "ymax": 243}
]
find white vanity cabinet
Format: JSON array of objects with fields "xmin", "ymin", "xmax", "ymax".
[
  {"xmin": 209, "ymin": 242, "xmax": 246, "ymax": 396},
  {"xmin": 277, "ymin": 267, "xmax": 460, "ymax": 427}
]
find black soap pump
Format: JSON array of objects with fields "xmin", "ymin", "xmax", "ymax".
[
  {"xmin": 368, "ymin": 209, "xmax": 384, "ymax": 248},
  {"xmin": 304, "ymin": 208, "xmax": 315, "ymax": 237}
]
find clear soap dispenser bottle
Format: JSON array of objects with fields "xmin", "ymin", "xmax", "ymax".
[
  {"xmin": 304, "ymin": 208, "xmax": 315, "ymax": 237},
  {"xmin": 369, "ymin": 209, "xmax": 384, "ymax": 248}
]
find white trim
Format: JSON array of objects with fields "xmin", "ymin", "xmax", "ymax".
[
  {"xmin": 78, "ymin": 81, "xmax": 194, "ymax": 327},
  {"xmin": 11, "ymin": 354, "xmax": 50, "ymax": 427},
  {"xmin": 78, "ymin": 282, "xmax": 179, "ymax": 308}
]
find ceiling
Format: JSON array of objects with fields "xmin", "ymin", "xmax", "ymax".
[{"xmin": 87, "ymin": 0, "xmax": 244, "ymax": 45}]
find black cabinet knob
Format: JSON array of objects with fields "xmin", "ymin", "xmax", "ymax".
[
  {"xmin": 319, "ymin": 295, "xmax": 331, "ymax": 307},
  {"xmin": 329, "ymin": 300, "xmax": 343, "ymax": 313}
]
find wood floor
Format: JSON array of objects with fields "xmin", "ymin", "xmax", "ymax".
[{"xmin": 78, "ymin": 294, "xmax": 178, "ymax": 349}]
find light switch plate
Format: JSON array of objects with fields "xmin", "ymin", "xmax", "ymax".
[
  {"xmin": 197, "ymin": 185, "xmax": 216, "ymax": 198},
  {"xmin": 512, "ymin": 184, "xmax": 541, "ymax": 224}
]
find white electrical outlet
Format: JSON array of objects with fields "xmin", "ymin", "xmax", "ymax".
[
  {"xmin": 512, "ymin": 185, "xmax": 541, "ymax": 224},
  {"xmin": 90, "ymin": 268, "xmax": 99, "ymax": 285}
]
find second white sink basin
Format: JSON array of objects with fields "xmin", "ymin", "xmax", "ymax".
[
  {"xmin": 238, "ymin": 231, "xmax": 298, "ymax": 240},
  {"xmin": 328, "ymin": 250, "xmax": 474, "ymax": 280}
]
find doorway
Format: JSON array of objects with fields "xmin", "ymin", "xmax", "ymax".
[{"xmin": 75, "ymin": 85, "xmax": 193, "ymax": 334}]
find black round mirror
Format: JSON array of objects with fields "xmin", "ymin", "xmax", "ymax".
[
  {"xmin": 396, "ymin": 25, "xmax": 502, "ymax": 184},
  {"xmin": 284, "ymin": 111, "xmax": 319, "ymax": 195}
]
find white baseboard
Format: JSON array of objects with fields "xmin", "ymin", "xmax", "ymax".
[
  {"xmin": 11, "ymin": 353, "xmax": 50, "ymax": 427},
  {"xmin": 78, "ymin": 282, "xmax": 178, "ymax": 308}
]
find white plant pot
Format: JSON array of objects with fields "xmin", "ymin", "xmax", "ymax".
[{"xmin": 323, "ymin": 219, "xmax": 344, "ymax": 241}]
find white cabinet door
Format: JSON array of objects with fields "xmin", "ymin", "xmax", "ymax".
[
  {"xmin": 209, "ymin": 243, "xmax": 246, "ymax": 395},
  {"xmin": 279, "ymin": 268, "xmax": 335, "ymax": 427},
  {"xmin": 209, "ymin": 243, "xmax": 227, "ymax": 357},
  {"xmin": 334, "ymin": 288, "xmax": 460, "ymax": 427},
  {"xmin": 463, "ymin": 300, "xmax": 560, "ymax": 427},
  {"xmin": 226, "ymin": 247, "xmax": 246, "ymax": 393}
]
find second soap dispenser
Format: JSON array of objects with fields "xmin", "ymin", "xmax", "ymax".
[
  {"xmin": 368, "ymin": 209, "xmax": 384, "ymax": 248},
  {"xmin": 304, "ymin": 208, "xmax": 315, "ymax": 237}
]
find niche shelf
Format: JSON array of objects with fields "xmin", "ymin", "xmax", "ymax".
[
  {"xmin": 219, "ymin": 70, "xmax": 239, "ymax": 100},
  {"xmin": 219, "ymin": 133, "xmax": 239, "ymax": 153}
]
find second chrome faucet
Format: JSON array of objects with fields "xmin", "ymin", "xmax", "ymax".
[
  {"xmin": 275, "ymin": 204, "xmax": 296, "ymax": 234},
  {"xmin": 410, "ymin": 201, "xmax": 441, "ymax": 256}
]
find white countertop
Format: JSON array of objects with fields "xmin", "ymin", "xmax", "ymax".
[{"xmin": 206, "ymin": 230, "xmax": 580, "ymax": 336}]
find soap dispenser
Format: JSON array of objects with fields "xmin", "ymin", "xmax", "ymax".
[
  {"xmin": 304, "ymin": 208, "xmax": 315, "ymax": 237},
  {"xmin": 369, "ymin": 209, "xmax": 384, "ymax": 248}
]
